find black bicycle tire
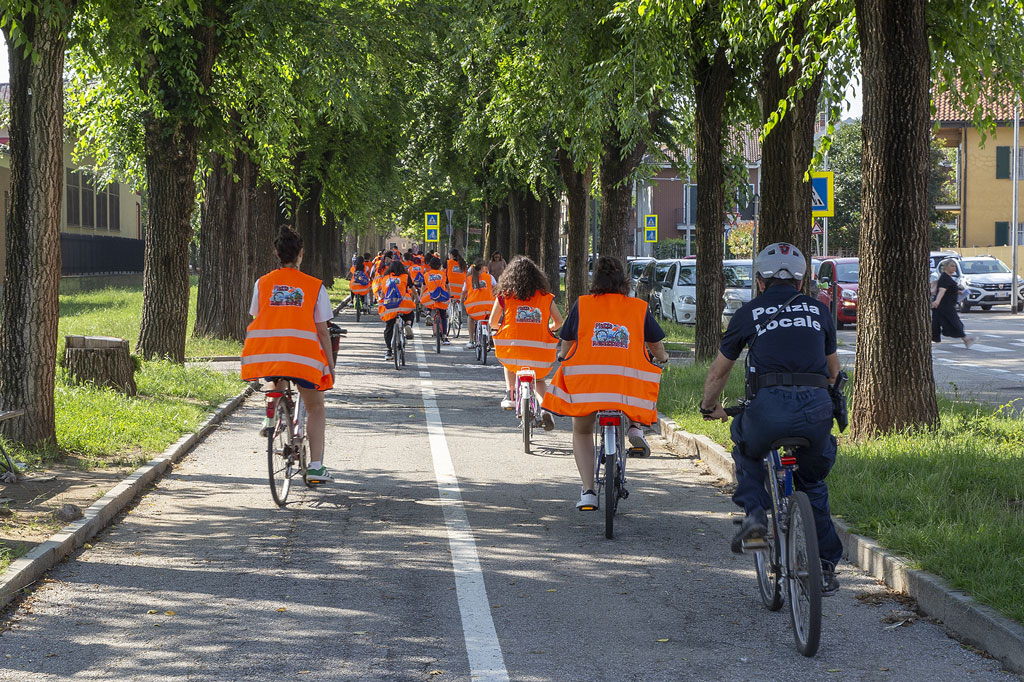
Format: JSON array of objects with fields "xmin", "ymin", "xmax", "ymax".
[
  {"xmin": 788, "ymin": 491, "xmax": 822, "ymax": 657},
  {"xmin": 267, "ymin": 397, "xmax": 294, "ymax": 507},
  {"xmin": 435, "ymin": 314, "xmax": 442, "ymax": 353},
  {"xmin": 604, "ymin": 445, "xmax": 617, "ymax": 539},
  {"xmin": 393, "ymin": 325, "xmax": 400, "ymax": 370},
  {"xmin": 755, "ymin": 505, "xmax": 784, "ymax": 611},
  {"xmin": 355, "ymin": 297, "xmax": 361, "ymax": 322},
  {"xmin": 482, "ymin": 330, "xmax": 488, "ymax": 365},
  {"xmin": 522, "ymin": 393, "xmax": 531, "ymax": 453}
]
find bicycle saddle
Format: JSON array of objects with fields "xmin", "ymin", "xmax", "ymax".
[{"xmin": 770, "ymin": 437, "xmax": 810, "ymax": 450}]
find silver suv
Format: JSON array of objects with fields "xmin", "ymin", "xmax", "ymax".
[{"xmin": 934, "ymin": 255, "xmax": 1024, "ymax": 312}]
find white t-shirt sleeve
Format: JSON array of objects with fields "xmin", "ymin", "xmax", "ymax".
[
  {"xmin": 314, "ymin": 286, "xmax": 333, "ymax": 323},
  {"xmin": 489, "ymin": 275, "xmax": 497, "ymax": 288},
  {"xmin": 250, "ymin": 282, "xmax": 260, "ymax": 317}
]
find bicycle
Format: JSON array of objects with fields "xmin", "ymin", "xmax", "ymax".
[
  {"xmin": 391, "ymin": 317, "xmax": 407, "ymax": 369},
  {"xmin": 587, "ymin": 410, "xmax": 646, "ymax": 539},
  {"xmin": 450, "ymin": 302, "xmax": 464, "ymax": 339},
  {"xmin": 513, "ymin": 369, "xmax": 542, "ymax": 453},
  {"xmin": 262, "ymin": 378, "xmax": 315, "ymax": 507},
  {"xmin": 724, "ymin": 402, "xmax": 822, "ymax": 657},
  {"xmin": 354, "ymin": 293, "xmax": 365, "ymax": 322},
  {"xmin": 431, "ymin": 309, "xmax": 443, "ymax": 354},
  {"xmin": 475, "ymin": 321, "xmax": 491, "ymax": 365}
]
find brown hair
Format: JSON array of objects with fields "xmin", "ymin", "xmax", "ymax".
[
  {"xmin": 497, "ymin": 255, "xmax": 549, "ymax": 301},
  {"xmin": 470, "ymin": 258, "xmax": 485, "ymax": 289},
  {"xmin": 590, "ymin": 256, "xmax": 629, "ymax": 295},
  {"xmin": 274, "ymin": 226, "xmax": 303, "ymax": 265}
]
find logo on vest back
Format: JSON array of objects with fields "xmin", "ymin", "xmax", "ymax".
[
  {"xmin": 515, "ymin": 306, "xmax": 542, "ymax": 323},
  {"xmin": 270, "ymin": 285, "xmax": 304, "ymax": 307},
  {"xmin": 592, "ymin": 322, "xmax": 629, "ymax": 348}
]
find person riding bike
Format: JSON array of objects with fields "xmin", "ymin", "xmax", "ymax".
[
  {"xmin": 422, "ymin": 255, "xmax": 452, "ymax": 344},
  {"xmin": 699, "ymin": 242, "xmax": 843, "ymax": 595},
  {"xmin": 380, "ymin": 259, "xmax": 416, "ymax": 360},
  {"xmin": 446, "ymin": 249, "xmax": 468, "ymax": 302},
  {"xmin": 241, "ymin": 226, "xmax": 336, "ymax": 484},
  {"xmin": 489, "ymin": 256, "xmax": 562, "ymax": 422},
  {"xmin": 542, "ymin": 257, "xmax": 668, "ymax": 510},
  {"xmin": 348, "ymin": 255, "xmax": 371, "ymax": 309},
  {"xmin": 463, "ymin": 258, "xmax": 497, "ymax": 350}
]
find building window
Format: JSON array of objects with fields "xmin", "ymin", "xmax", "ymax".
[
  {"xmin": 96, "ymin": 182, "xmax": 109, "ymax": 229},
  {"xmin": 66, "ymin": 169, "xmax": 80, "ymax": 227},
  {"xmin": 109, "ymin": 184, "xmax": 120, "ymax": 232},
  {"xmin": 82, "ymin": 173, "xmax": 95, "ymax": 228},
  {"xmin": 685, "ymin": 184, "xmax": 698, "ymax": 226}
]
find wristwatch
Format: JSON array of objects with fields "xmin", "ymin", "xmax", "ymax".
[{"xmin": 699, "ymin": 403, "xmax": 716, "ymax": 416}]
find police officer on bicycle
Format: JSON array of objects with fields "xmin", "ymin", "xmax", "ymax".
[{"xmin": 699, "ymin": 242, "xmax": 843, "ymax": 595}]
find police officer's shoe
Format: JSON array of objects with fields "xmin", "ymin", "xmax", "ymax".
[
  {"xmin": 731, "ymin": 509, "xmax": 768, "ymax": 554},
  {"xmin": 822, "ymin": 565, "xmax": 840, "ymax": 596}
]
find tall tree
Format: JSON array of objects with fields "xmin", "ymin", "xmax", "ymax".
[{"xmin": 0, "ymin": 1, "xmax": 75, "ymax": 446}]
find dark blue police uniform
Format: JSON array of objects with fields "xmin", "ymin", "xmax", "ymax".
[{"xmin": 720, "ymin": 283, "xmax": 843, "ymax": 569}]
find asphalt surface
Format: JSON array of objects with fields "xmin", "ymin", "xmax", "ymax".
[
  {"xmin": 836, "ymin": 310, "xmax": 1024, "ymax": 407},
  {"xmin": 0, "ymin": 309, "xmax": 1019, "ymax": 681}
]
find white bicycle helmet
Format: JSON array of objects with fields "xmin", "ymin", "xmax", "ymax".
[{"xmin": 755, "ymin": 242, "xmax": 806, "ymax": 280}]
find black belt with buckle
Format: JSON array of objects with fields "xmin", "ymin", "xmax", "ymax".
[{"xmin": 757, "ymin": 372, "xmax": 830, "ymax": 390}]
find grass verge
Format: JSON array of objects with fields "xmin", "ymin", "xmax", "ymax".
[{"xmin": 658, "ymin": 363, "xmax": 1024, "ymax": 624}]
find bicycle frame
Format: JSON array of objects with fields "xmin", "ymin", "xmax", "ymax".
[
  {"xmin": 594, "ymin": 411, "xmax": 627, "ymax": 494},
  {"xmin": 514, "ymin": 369, "xmax": 538, "ymax": 421}
]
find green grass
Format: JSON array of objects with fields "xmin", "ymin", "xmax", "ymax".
[
  {"xmin": 659, "ymin": 318, "xmax": 697, "ymax": 345},
  {"xmin": 0, "ymin": 542, "xmax": 29, "ymax": 575},
  {"xmin": 658, "ymin": 365, "xmax": 1024, "ymax": 624}
]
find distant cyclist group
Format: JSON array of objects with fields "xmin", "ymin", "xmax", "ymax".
[{"xmin": 240, "ymin": 226, "xmax": 847, "ymax": 640}]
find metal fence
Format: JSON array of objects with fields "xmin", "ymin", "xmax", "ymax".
[{"xmin": 61, "ymin": 233, "xmax": 145, "ymax": 275}]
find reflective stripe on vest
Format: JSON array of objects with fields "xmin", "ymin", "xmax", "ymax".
[
  {"xmin": 545, "ymin": 384, "xmax": 657, "ymax": 412},
  {"xmin": 561, "ymin": 364, "xmax": 660, "ymax": 383},
  {"xmin": 241, "ymin": 353, "xmax": 330, "ymax": 374},
  {"xmin": 245, "ymin": 328, "xmax": 321, "ymax": 342},
  {"xmin": 492, "ymin": 291, "xmax": 557, "ymax": 378},
  {"xmin": 493, "ymin": 338, "xmax": 558, "ymax": 350}
]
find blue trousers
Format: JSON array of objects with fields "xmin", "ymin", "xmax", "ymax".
[{"xmin": 730, "ymin": 386, "xmax": 844, "ymax": 569}]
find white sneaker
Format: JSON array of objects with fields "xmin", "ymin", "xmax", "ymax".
[
  {"xmin": 404, "ymin": 326, "xmax": 413, "ymax": 340},
  {"xmin": 964, "ymin": 336, "xmax": 977, "ymax": 349},
  {"xmin": 465, "ymin": 341, "xmax": 476, "ymax": 350},
  {"xmin": 500, "ymin": 392, "xmax": 515, "ymax": 410},
  {"xmin": 576, "ymin": 489, "xmax": 598, "ymax": 511},
  {"xmin": 384, "ymin": 351, "xmax": 393, "ymax": 361},
  {"xmin": 627, "ymin": 426, "xmax": 651, "ymax": 457}
]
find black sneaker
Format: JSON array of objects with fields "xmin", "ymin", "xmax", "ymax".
[
  {"xmin": 822, "ymin": 565, "xmax": 840, "ymax": 596},
  {"xmin": 731, "ymin": 509, "xmax": 768, "ymax": 553}
]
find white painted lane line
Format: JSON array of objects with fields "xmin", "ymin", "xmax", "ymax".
[
  {"xmin": 965, "ymin": 343, "xmax": 1011, "ymax": 353},
  {"xmin": 836, "ymin": 348, "xmax": 854, "ymax": 355},
  {"xmin": 413, "ymin": 339, "xmax": 510, "ymax": 682}
]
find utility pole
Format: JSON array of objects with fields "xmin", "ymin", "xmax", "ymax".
[
  {"xmin": 1013, "ymin": 100, "xmax": 1020, "ymax": 315},
  {"xmin": 751, "ymin": 194, "xmax": 759, "ymax": 298}
]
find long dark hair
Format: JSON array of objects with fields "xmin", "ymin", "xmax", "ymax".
[
  {"xmin": 590, "ymin": 256, "xmax": 629, "ymax": 295},
  {"xmin": 387, "ymin": 259, "xmax": 407, "ymax": 276},
  {"xmin": 274, "ymin": 226, "xmax": 303, "ymax": 265},
  {"xmin": 449, "ymin": 249, "xmax": 467, "ymax": 271},
  {"xmin": 470, "ymin": 258, "xmax": 485, "ymax": 289},
  {"xmin": 497, "ymin": 255, "xmax": 549, "ymax": 301},
  {"xmin": 354, "ymin": 256, "xmax": 365, "ymax": 271}
]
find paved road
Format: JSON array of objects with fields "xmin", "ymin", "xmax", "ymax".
[
  {"xmin": 0, "ymin": 311, "xmax": 1018, "ymax": 681},
  {"xmin": 836, "ymin": 310, "xmax": 1024, "ymax": 407}
]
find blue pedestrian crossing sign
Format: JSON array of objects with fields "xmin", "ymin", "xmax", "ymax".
[
  {"xmin": 811, "ymin": 172, "xmax": 834, "ymax": 217},
  {"xmin": 425, "ymin": 212, "xmax": 440, "ymax": 242},
  {"xmin": 644, "ymin": 215, "xmax": 658, "ymax": 243}
]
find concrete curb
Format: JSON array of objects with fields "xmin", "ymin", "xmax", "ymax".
[
  {"xmin": 0, "ymin": 385, "xmax": 253, "ymax": 611},
  {"xmin": 654, "ymin": 411, "xmax": 1024, "ymax": 675}
]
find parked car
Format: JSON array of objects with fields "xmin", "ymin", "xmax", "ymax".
[
  {"xmin": 929, "ymin": 250, "xmax": 959, "ymax": 271},
  {"xmin": 937, "ymin": 255, "xmax": 1024, "ymax": 312},
  {"xmin": 633, "ymin": 259, "xmax": 674, "ymax": 318},
  {"xmin": 558, "ymin": 255, "xmax": 567, "ymax": 272},
  {"xmin": 627, "ymin": 257, "xmax": 654, "ymax": 298},
  {"xmin": 816, "ymin": 257, "xmax": 859, "ymax": 328},
  {"xmin": 721, "ymin": 259, "xmax": 754, "ymax": 325},
  {"xmin": 658, "ymin": 260, "xmax": 698, "ymax": 323}
]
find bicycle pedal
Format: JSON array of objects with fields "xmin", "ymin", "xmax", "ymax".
[
  {"xmin": 741, "ymin": 537, "xmax": 769, "ymax": 552},
  {"xmin": 620, "ymin": 488, "xmax": 629, "ymax": 499},
  {"xmin": 627, "ymin": 446, "xmax": 647, "ymax": 458},
  {"xmin": 578, "ymin": 505, "xmax": 598, "ymax": 512}
]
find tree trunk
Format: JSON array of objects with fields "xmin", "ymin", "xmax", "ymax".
[
  {"xmin": 508, "ymin": 189, "xmax": 525, "ymax": 259},
  {"xmin": 524, "ymin": 189, "xmax": 543, "ymax": 262},
  {"xmin": 495, "ymin": 203, "xmax": 510, "ymax": 261},
  {"xmin": 320, "ymin": 212, "xmax": 338, "ymax": 289},
  {"xmin": 539, "ymin": 189, "xmax": 562, "ymax": 303},
  {"xmin": 850, "ymin": 0, "xmax": 937, "ymax": 437},
  {"xmin": 599, "ymin": 126, "xmax": 647, "ymax": 264},
  {"xmin": 693, "ymin": 45, "xmax": 734, "ymax": 362},
  {"xmin": 63, "ymin": 336, "xmax": 137, "ymax": 396},
  {"xmin": 296, "ymin": 180, "xmax": 323, "ymax": 279},
  {"xmin": 559, "ymin": 149, "xmax": 590, "ymax": 312},
  {"xmin": 483, "ymin": 201, "xmax": 497, "ymax": 260},
  {"xmin": 251, "ymin": 179, "xmax": 278, "ymax": 279},
  {"xmin": 0, "ymin": 13, "xmax": 68, "ymax": 447},
  {"xmin": 194, "ymin": 152, "xmax": 252, "ymax": 342},
  {"xmin": 758, "ymin": 24, "xmax": 824, "ymax": 266}
]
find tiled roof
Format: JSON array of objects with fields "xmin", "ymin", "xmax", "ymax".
[{"xmin": 933, "ymin": 81, "xmax": 1019, "ymax": 124}]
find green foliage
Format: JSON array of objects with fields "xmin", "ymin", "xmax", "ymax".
[{"xmin": 726, "ymin": 221, "xmax": 754, "ymax": 258}]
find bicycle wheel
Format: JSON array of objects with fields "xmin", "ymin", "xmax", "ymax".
[
  {"xmin": 267, "ymin": 397, "xmax": 295, "ymax": 507},
  {"xmin": 452, "ymin": 306, "xmax": 463, "ymax": 338},
  {"xmin": 355, "ymin": 297, "xmax": 361, "ymax": 322},
  {"xmin": 755, "ymin": 505, "xmax": 784, "ymax": 611},
  {"xmin": 604, "ymin": 446, "xmax": 618, "ymax": 539},
  {"xmin": 521, "ymin": 390, "xmax": 532, "ymax": 453},
  {"xmin": 434, "ymin": 314, "xmax": 442, "ymax": 353},
  {"xmin": 481, "ymin": 327, "xmax": 488, "ymax": 365},
  {"xmin": 393, "ymin": 325, "xmax": 400, "ymax": 370},
  {"xmin": 787, "ymin": 491, "xmax": 822, "ymax": 657}
]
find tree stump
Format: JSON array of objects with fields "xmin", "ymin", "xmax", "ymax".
[{"xmin": 63, "ymin": 336, "xmax": 137, "ymax": 396}]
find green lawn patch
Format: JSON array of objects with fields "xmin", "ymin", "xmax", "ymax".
[
  {"xmin": 659, "ymin": 318, "xmax": 696, "ymax": 345},
  {"xmin": 0, "ymin": 542, "xmax": 29, "ymax": 575},
  {"xmin": 658, "ymin": 364, "xmax": 1024, "ymax": 624}
]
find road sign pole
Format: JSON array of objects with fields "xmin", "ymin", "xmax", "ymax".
[
  {"xmin": 823, "ymin": 216, "xmax": 829, "ymax": 257},
  {"xmin": 1013, "ymin": 100, "xmax": 1020, "ymax": 315}
]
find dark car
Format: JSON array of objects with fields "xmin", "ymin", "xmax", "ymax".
[
  {"xmin": 815, "ymin": 257, "xmax": 859, "ymax": 329},
  {"xmin": 632, "ymin": 259, "xmax": 674, "ymax": 317}
]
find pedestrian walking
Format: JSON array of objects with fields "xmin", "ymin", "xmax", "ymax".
[
  {"xmin": 932, "ymin": 258, "xmax": 976, "ymax": 348},
  {"xmin": 488, "ymin": 251, "xmax": 507, "ymax": 281}
]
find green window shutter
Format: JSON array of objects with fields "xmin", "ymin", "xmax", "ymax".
[
  {"xmin": 996, "ymin": 146, "xmax": 1010, "ymax": 178},
  {"xmin": 995, "ymin": 221, "xmax": 1010, "ymax": 246}
]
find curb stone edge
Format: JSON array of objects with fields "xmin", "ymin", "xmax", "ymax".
[
  {"xmin": 654, "ymin": 411, "xmax": 1024, "ymax": 676},
  {"xmin": 0, "ymin": 385, "xmax": 254, "ymax": 611}
]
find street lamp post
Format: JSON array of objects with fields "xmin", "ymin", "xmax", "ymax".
[
  {"xmin": 1013, "ymin": 100, "xmax": 1021, "ymax": 315},
  {"xmin": 751, "ymin": 193, "xmax": 760, "ymax": 298}
]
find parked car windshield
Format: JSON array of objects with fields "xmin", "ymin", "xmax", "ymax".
[
  {"xmin": 835, "ymin": 263, "xmax": 859, "ymax": 283},
  {"xmin": 724, "ymin": 264, "xmax": 752, "ymax": 288},
  {"xmin": 961, "ymin": 259, "xmax": 1010, "ymax": 275},
  {"xmin": 655, "ymin": 262, "xmax": 672, "ymax": 284},
  {"xmin": 630, "ymin": 260, "xmax": 650, "ymax": 278},
  {"xmin": 677, "ymin": 265, "xmax": 696, "ymax": 285}
]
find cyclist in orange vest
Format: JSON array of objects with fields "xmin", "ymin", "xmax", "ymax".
[
  {"xmin": 380, "ymin": 260, "xmax": 417, "ymax": 360},
  {"xmin": 490, "ymin": 256, "xmax": 563, "ymax": 429},
  {"xmin": 348, "ymin": 255, "xmax": 371, "ymax": 301},
  {"xmin": 422, "ymin": 255, "xmax": 452, "ymax": 344},
  {"xmin": 463, "ymin": 258, "xmax": 497, "ymax": 350},
  {"xmin": 542, "ymin": 256, "xmax": 669, "ymax": 509},
  {"xmin": 446, "ymin": 249, "xmax": 468, "ymax": 300},
  {"xmin": 242, "ymin": 227, "xmax": 336, "ymax": 484}
]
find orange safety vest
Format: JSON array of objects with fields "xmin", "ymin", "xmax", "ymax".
[
  {"xmin": 241, "ymin": 268, "xmax": 334, "ymax": 390},
  {"xmin": 408, "ymin": 263, "xmax": 425, "ymax": 288},
  {"xmin": 464, "ymin": 272, "xmax": 495, "ymax": 321},
  {"xmin": 542, "ymin": 294, "xmax": 661, "ymax": 425},
  {"xmin": 349, "ymin": 266, "xmax": 370, "ymax": 296},
  {"xmin": 446, "ymin": 259, "xmax": 467, "ymax": 297},
  {"xmin": 492, "ymin": 291, "xmax": 558, "ymax": 379},
  {"xmin": 378, "ymin": 275, "xmax": 415, "ymax": 320},
  {"xmin": 421, "ymin": 268, "xmax": 450, "ymax": 310}
]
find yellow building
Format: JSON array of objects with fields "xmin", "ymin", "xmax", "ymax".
[{"xmin": 934, "ymin": 88, "xmax": 1024, "ymax": 249}]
